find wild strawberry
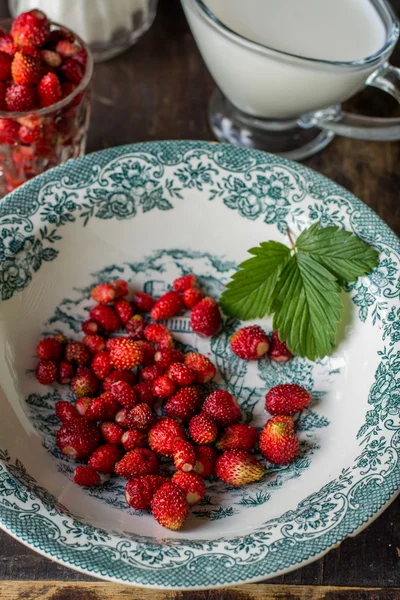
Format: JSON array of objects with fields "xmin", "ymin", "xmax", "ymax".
[
  {"xmin": 91, "ymin": 351, "xmax": 112, "ymax": 380},
  {"xmin": 157, "ymin": 333, "xmax": 174, "ymax": 350},
  {"xmin": 11, "ymin": 10, "xmax": 50, "ymax": 47},
  {"xmin": 90, "ymin": 304, "xmax": 121, "ymax": 332},
  {"xmin": 59, "ymin": 58, "xmax": 84, "ymax": 84},
  {"xmin": 100, "ymin": 421, "xmax": 123, "ymax": 445},
  {"xmin": 167, "ymin": 363, "xmax": 196, "ymax": 386},
  {"xmin": 260, "ymin": 415, "xmax": 299, "ymax": 465},
  {"xmin": 73, "ymin": 47, "xmax": 87, "ymax": 66},
  {"xmin": 91, "ymin": 282, "xmax": 115, "ymax": 304},
  {"xmin": 86, "ymin": 396, "xmax": 108, "ymax": 421},
  {"xmin": 0, "ymin": 50, "xmax": 11, "ymax": 80},
  {"xmin": 100, "ymin": 391, "xmax": 121, "ymax": 420},
  {"xmin": 140, "ymin": 364, "xmax": 165, "ymax": 382},
  {"xmin": 165, "ymin": 386, "xmax": 202, "ymax": 423},
  {"xmin": 82, "ymin": 334, "xmax": 106, "ymax": 354},
  {"xmin": 173, "ymin": 439, "xmax": 196, "ymax": 472},
  {"xmin": 115, "ymin": 448, "xmax": 159, "ymax": 479},
  {"xmin": 115, "ymin": 408, "xmax": 129, "ymax": 428},
  {"xmin": 148, "ymin": 417, "xmax": 186, "ymax": 457},
  {"xmin": 154, "ymin": 349, "xmax": 184, "ymax": 370},
  {"xmin": 46, "ymin": 28, "xmax": 75, "ymax": 49},
  {"xmin": 0, "ymin": 119, "xmax": 19, "ymax": 143},
  {"xmin": 134, "ymin": 382, "xmax": 156, "ymax": 406},
  {"xmin": 36, "ymin": 337, "xmax": 63, "ymax": 361},
  {"xmin": 268, "ymin": 330, "xmax": 293, "ymax": 363},
  {"xmin": 183, "ymin": 287, "xmax": 203, "ymax": 309},
  {"xmin": 56, "ymin": 419, "xmax": 100, "ymax": 459},
  {"xmin": 103, "ymin": 370, "xmax": 136, "ymax": 391},
  {"xmin": 0, "ymin": 81, "xmax": 7, "ymax": 110},
  {"xmin": 172, "ymin": 471, "xmax": 206, "ymax": 506},
  {"xmin": 152, "ymin": 375, "xmax": 176, "ymax": 399},
  {"xmin": 5, "ymin": 83, "xmax": 36, "ymax": 111},
  {"xmin": 128, "ymin": 403, "xmax": 153, "ymax": 430},
  {"xmin": 215, "ymin": 449, "xmax": 265, "ymax": 487},
  {"xmin": 21, "ymin": 46, "xmax": 41, "ymax": 60},
  {"xmin": 88, "ymin": 444, "xmax": 122, "ymax": 474},
  {"xmin": 19, "ymin": 122, "xmax": 41, "ymax": 143},
  {"xmin": 55, "ymin": 401, "xmax": 79, "ymax": 423},
  {"xmin": 113, "ymin": 279, "xmax": 129, "ymax": 298},
  {"xmin": 230, "ymin": 325, "xmax": 270, "ymax": 360},
  {"xmin": 144, "ymin": 323, "xmax": 170, "ymax": 343},
  {"xmin": 134, "ymin": 340, "xmax": 155, "ymax": 366},
  {"xmin": 57, "ymin": 360, "xmax": 75, "ymax": 384},
  {"xmin": 125, "ymin": 475, "xmax": 166, "ymax": 510},
  {"xmin": 0, "ymin": 34, "xmax": 17, "ymax": 56},
  {"xmin": 150, "ymin": 291, "xmax": 183, "ymax": 320},
  {"xmin": 151, "ymin": 482, "xmax": 189, "ymax": 531},
  {"xmin": 55, "ymin": 40, "xmax": 79, "ymax": 58},
  {"xmin": 110, "ymin": 380, "xmax": 137, "ymax": 409},
  {"xmin": 190, "ymin": 297, "xmax": 221, "ymax": 337},
  {"xmin": 216, "ymin": 424, "xmax": 259, "ymax": 451},
  {"xmin": 109, "ymin": 338, "xmax": 144, "ymax": 370},
  {"xmin": 194, "ymin": 446, "xmax": 217, "ymax": 478},
  {"xmin": 41, "ymin": 49, "xmax": 61, "ymax": 67},
  {"xmin": 265, "ymin": 384, "xmax": 311, "ymax": 416},
  {"xmin": 114, "ymin": 298, "xmax": 134, "ymax": 325},
  {"xmin": 35, "ymin": 360, "xmax": 57, "ymax": 385},
  {"xmin": 74, "ymin": 465, "xmax": 100, "ymax": 487},
  {"xmin": 173, "ymin": 274, "xmax": 197, "ymax": 292},
  {"xmin": 189, "ymin": 414, "xmax": 217, "ymax": 445},
  {"xmin": 126, "ymin": 314, "xmax": 146, "ymax": 340},
  {"xmin": 121, "ymin": 428, "xmax": 148, "ymax": 451},
  {"xmin": 202, "ymin": 390, "xmax": 241, "ymax": 427},
  {"xmin": 65, "ymin": 341, "xmax": 91, "ymax": 366},
  {"xmin": 71, "ymin": 366, "xmax": 98, "ymax": 398},
  {"xmin": 82, "ymin": 320, "xmax": 101, "ymax": 335},
  {"xmin": 75, "ymin": 396, "xmax": 92, "ymax": 416},
  {"xmin": 11, "ymin": 51, "xmax": 41, "ymax": 85},
  {"xmin": 54, "ymin": 333, "xmax": 68, "ymax": 345},
  {"xmin": 132, "ymin": 291, "xmax": 156, "ymax": 312},
  {"xmin": 184, "ymin": 353, "xmax": 216, "ymax": 383}
]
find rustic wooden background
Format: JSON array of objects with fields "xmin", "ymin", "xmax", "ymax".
[{"xmin": 0, "ymin": 0, "xmax": 399, "ymax": 598}]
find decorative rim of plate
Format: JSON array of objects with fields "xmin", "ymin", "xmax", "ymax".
[{"xmin": 0, "ymin": 141, "xmax": 399, "ymax": 589}]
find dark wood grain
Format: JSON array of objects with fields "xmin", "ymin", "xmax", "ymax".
[{"xmin": 0, "ymin": 0, "xmax": 399, "ymax": 593}]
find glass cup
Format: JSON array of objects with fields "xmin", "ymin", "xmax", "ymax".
[
  {"xmin": 0, "ymin": 19, "xmax": 93, "ymax": 197},
  {"xmin": 182, "ymin": 0, "xmax": 400, "ymax": 160}
]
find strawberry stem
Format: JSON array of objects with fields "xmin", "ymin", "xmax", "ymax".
[{"xmin": 286, "ymin": 228, "xmax": 296, "ymax": 252}]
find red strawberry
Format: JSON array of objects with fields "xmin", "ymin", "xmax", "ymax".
[
  {"xmin": 91, "ymin": 351, "xmax": 112, "ymax": 380},
  {"xmin": 0, "ymin": 50, "xmax": 12, "ymax": 80},
  {"xmin": 35, "ymin": 360, "xmax": 57, "ymax": 385},
  {"xmin": 121, "ymin": 428, "xmax": 148, "ymax": 451},
  {"xmin": 183, "ymin": 287, "xmax": 203, "ymax": 309},
  {"xmin": 59, "ymin": 58, "xmax": 84, "ymax": 84},
  {"xmin": 165, "ymin": 386, "xmax": 202, "ymax": 423},
  {"xmin": 115, "ymin": 408, "xmax": 130, "ymax": 429},
  {"xmin": 74, "ymin": 465, "xmax": 100, "ymax": 487},
  {"xmin": 134, "ymin": 340, "xmax": 156, "ymax": 366},
  {"xmin": 268, "ymin": 330, "xmax": 293, "ymax": 363},
  {"xmin": 88, "ymin": 444, "xmax": 122, "ymax": 474},
  {"xmin": 202, "ymin": 390, "xmax": 241, "ymax": 427},
  {"xmin": 91, "ymin": 282, "xmax": 115, "ymax": 304},
  {"xmin": 41, "ymin": 49, "xmax": 62, "ymax": 67},
  {"xmin": 71, "ymin": 366, "xmax": 98, "ymax": 398},
  {"xmin": 55, "ymin": 40, "xmax": 79, "ymax": 58},
  {"xmin": 193, "ymin": 446, "xmax": 217, "ymax": 478},
  {"xmin": 0, "ymin": 119, "xmax": 19, "ymax": 143},
  {"xmin": 82, "ymin": 320, "xmax": 101, "ymax": 335},
  {"xmin": 19, "ymin": 122, "xmax": 41, "ymax": 143},
  {"xmin": 184, "ymin": 353, "xmax": 216, "ymax": 383},
  {"xmin": 150, "ymin": 291, "xmax": 183, "ymax": 320},
  {"xmin": 154, "ymin": 349, "xmax": 184, "ymax": 370},
  {"xmin": 100, "ymin": 421, "xmax": 124, "ymax": 445},
  {"xmin": 140, "ymin": 364, "xmax": 165, "ymax": 382},
  {"xmin": 114, "ymin": 298, "xmax": 134, "ymax": 325},
  {"xmin": 100, "ymin": 391, "xmax": 121, "ymax": 420},
  {"xmin": 230, "ymin": 325, "xmax": 270, "ymax": 360},
  {"xmin": 103, "ymin": 370, "xmax": 136, "ymax": 391},
  {"xmin": 11, "ymin": 10, "xmax": 50, "ymax": 47},
  {"xmin": 148, "ymin": 417, "xmax": 186, "ymax": 457},
  {"xmin": 128, "ymin": 403, "xmax": 153, "ymax": 430},
  {"xmin": 132, "ymin": 291, "xmax": 156, "ymax": 313},
  {"xmin": 173, "ymin": 274, "xmax": 197, "ymax": 292},
  {"xmin": 54, "ymin": 333, "xmax": 68, "ymax": 345},
  {"xmin": 82, "ymin": 334, "xmax": 106, "ymax": 354},
  {"xmin": 75, "ymin": 396, "xmax": 92, "ymax": 416},
  {"xmin": 167, "ymin": 363, "xmax": 196, "ymax": 386},
  {"xmin": 36, "ymin": 337, "xmax": 63, "ymax": 361},
  {"xmin": 157, "ymin": 333, "xmax": 174, "ymax": 350},
  {"xmin": 260, "ymin": 415, "xmax": 299, "ymax": 465},
  {"xmin": 55, "ymin": 401, "xmax": 79, "ymax": 423},
  {"xmin": 110, "ymin": 380, "xmax": 137, "ymax": 409},
  {"xmin": 58, "ymin": 360, "xmax": 75, "ymax": 384},
  {"xmin": 144, "ymin": 323, "xmax": 171, "ymax": 343},
  {"xmin": 215, "ymin": 450, "xmax": 265, "ymax": 487},
  {"xmin": 86, "ymin": 396, "xmax": 108, "ymax": 421},
  {"xmin": 5, "ymin": 84, "xmax": 36, "ymax": 111},
  {"xmin": 72, "ymin": 48, "xmax": 87, "ymax": 67},
  {"xmin": 190, "ymin": 297, "xmax": 221, "ymax": 337},
  {"xmin": 56, "ymin": 419, "xmax": 100, "ymax": 459},
  {"xmin": 152, "ymin": 375, "xmax": 176, "ymax": 399},
  {"xmin": 65, "ymin": 341, "xmax": 91, "ymax": 366},
  {"xmin": 173, "ymin": 439, "xmax": 196, "ymax": 472},
  {"xmin": 216, "ymin": 424, "xmax": 259, "ymax": 451},
  {"xmin": 90, "ymin": 304, "xmax": 121, "ymax": 332},
  {"xmin": 172, "ymin": 471, "xmax": 206, "ymax": 506},
  {"xmin": 126, "ymin": 314, "xmax": 146, "ymax": 340},
  {"xmin": 265, "ymin": 384, "xmax": 311, "ymax": 416},
  {"xmin": 113, "ymin": 279, "xmax": 129, "ymax": 298},
  {"xmin": 115, "ymin": 448, "xmax": 159, "ymax": 479},
  {"xmin": 189, "ymin": 414, "xmax": 217, "ymax": 445},
  {"xmin": 109, "ymin": 338, "xmax": 144, "ymax": 370},
  {"xmin": 11, "ymin": 51, "xmax": 41, "ymax": 85},
  {"xmin": 125, "ymin": 475, "xmax": 166, "ymax": 510},
  {"xmin": 0, "ymin": 81, "xmax": 7, "ymax": 110},
  {"xmin": 0, "ymin": 34, "xmax": 18, "ymax": 57},
  {"xmin": 151, "ymin": 482, "xmax": 189, "ymax": 530},
  {"xmin": 133, "ymin": 382, "xmax": 156, "ymax": 406}
]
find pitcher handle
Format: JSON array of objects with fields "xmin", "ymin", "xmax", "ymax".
[{"xmin": 313, "ymin": 63, "xmax": 400, "ymax": 141}]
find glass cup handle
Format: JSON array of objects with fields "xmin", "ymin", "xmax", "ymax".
[{"xmin": 312, "ymin": 63, "xmax": 400, "ymax": 141}]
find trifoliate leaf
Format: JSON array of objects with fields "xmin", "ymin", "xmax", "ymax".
[
  {"xmin": 272, "ymin": 253, "xmax": 343, "ymax": 360},
  {"xmin": 220, "ymin": 241, "xmax": 290, "ymax": 320}
]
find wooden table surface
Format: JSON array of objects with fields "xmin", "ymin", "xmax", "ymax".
[{"xmin": 0, "ymin": 1, "xmax": 399, "ymax": 598}]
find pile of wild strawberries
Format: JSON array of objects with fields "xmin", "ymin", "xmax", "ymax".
[{"xmin": 34, "ymin": 275, "xmax": 312, "ymax": 531}]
